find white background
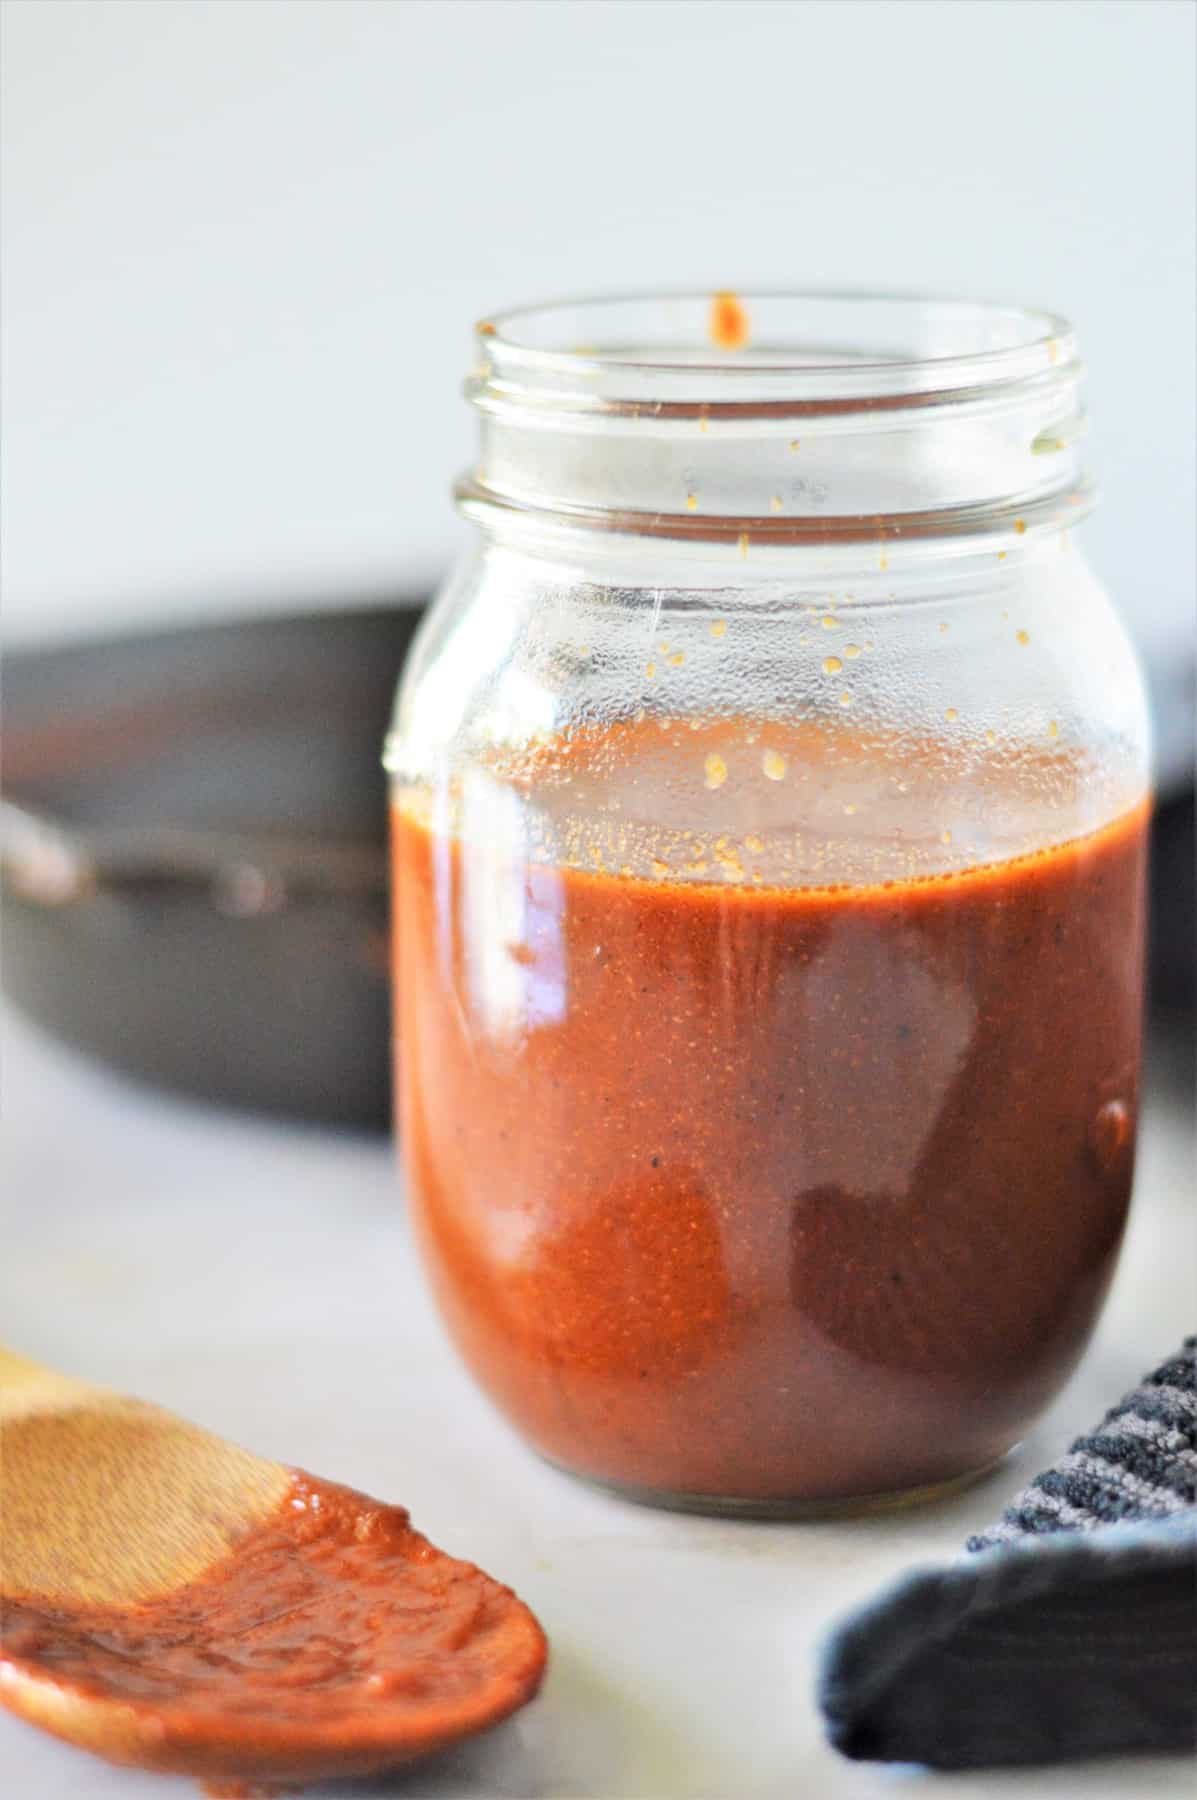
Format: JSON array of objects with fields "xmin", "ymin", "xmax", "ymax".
[{"xmin": 2, "ymin": 0, "xmax": 1194, "ymax": 672}]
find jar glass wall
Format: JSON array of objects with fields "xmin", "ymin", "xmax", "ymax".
[{"xmin": 387, "ymin": 294, "xmax": 1150, "ymax": 1515}]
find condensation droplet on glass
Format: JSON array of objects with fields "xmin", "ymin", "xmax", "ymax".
[
  {"xmin": 823, "ymin": 655, "xmax": 842, "ymax": 676},
  {"xmin": 838, "ymin": 691, "xmax": 852, "ymax": 707},
  {"xmin": 686, "ymin": 493, "xmax": 698, "ymax": 511},
  {"xmin": 945, "ymin": 707, "xmax": 959, "ymax": 722},
  {"xmin": 1017, "ymin": 630, "xmax": 1030, "ymax": 646},
  {"xmin": 844, "ymin": 644, "xmax": 861, "ymax": 659},
  {"xmin": 704, "ymin": 753, "xmax": 728, "ymax": 790},
  {"xmin": 762, "ymin": 749, "xmax": 787, "ymax": 781},
  {"xmin": 709, "ymin": 618, "xmax": 727, "ymax": 639}
]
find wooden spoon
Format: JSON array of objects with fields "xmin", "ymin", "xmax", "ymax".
[{"xmin": 0, "ymin": 1348, "xmax": 547, "ymax": 1792}]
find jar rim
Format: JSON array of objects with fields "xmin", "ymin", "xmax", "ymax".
[
  {"xmin": 466, "ymin": 290, "xmax": 1088, "ymax": 551},
  {"xmin": 474, "ymin": 290, "xmax": 1075, "ymax": 408}
]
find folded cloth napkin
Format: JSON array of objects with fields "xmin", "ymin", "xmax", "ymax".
[{"xmin": 819, "ymin": 1337, "xmax": 1197, "ymax": 1769}]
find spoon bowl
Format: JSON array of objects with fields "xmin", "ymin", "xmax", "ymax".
[{"xmin": 0, "ymin": 1349, "xmax": 547, "ymax": 1789}]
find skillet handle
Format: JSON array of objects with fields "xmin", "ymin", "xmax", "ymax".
[
  {"xmin": 0, "ymin": 801, "xmax": 387, "ymax": 909},
  {"xmin": 0, "ymin": 802, "xmax": 95, "ymax": 906}
]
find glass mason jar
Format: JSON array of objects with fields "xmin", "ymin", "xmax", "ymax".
[{"xmin": 386, "ymin": 293, "xmax": 1150, "ymax": 1516}]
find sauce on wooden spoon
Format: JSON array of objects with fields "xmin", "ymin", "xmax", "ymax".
[{"xmin": 0, "ymin": 1353, "xmax": 546, "ymax": 1792}]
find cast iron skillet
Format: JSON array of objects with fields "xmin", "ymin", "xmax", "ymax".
[
  {"xmin": 5, "ymin": 604, "xmax": 1192, "ymax": 1129},
  {"xmin": 1, "ymin": 601, "xmax": 427, "ymax": 1130}
]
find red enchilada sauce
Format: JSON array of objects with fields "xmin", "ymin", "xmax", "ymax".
[
  {"xmin": 0, "ymin": 1472, "xmax": 547, "ymax": 1790},
  {"xmin": 394, "ymin": 719, "xmax": 1148, "ymax": 1505}
]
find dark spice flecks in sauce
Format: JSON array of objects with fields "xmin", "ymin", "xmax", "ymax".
[{"xmin": 394, "ymin": 719, "xmax": 1148, "ymax": 1504}]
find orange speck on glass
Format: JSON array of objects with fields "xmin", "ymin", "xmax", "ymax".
[
  {"xmin": 1017, "ymin": 630, "xmax": 1030, "ymax": 647},
  {"xmin": 1014, "ymin": 519, "xmax": 1027, "ymax": 535},
  {"xmin": 710, "ymin": 291, "xmax": 750, "ymax": 351}
]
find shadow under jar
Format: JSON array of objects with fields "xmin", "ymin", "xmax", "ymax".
[{"xmin": 386, "ymin": 293, "xmax": 1150, "ymax": 1516}]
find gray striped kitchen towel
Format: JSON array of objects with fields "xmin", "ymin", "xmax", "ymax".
[{"xmin": 819, "ymin": 1337, "xmax": 1197, "ymax": 1768}]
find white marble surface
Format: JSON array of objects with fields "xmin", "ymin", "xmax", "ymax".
[{"xmin": 1, "ymin": 1004, "xmax": 1193, "ymax": 1800}]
